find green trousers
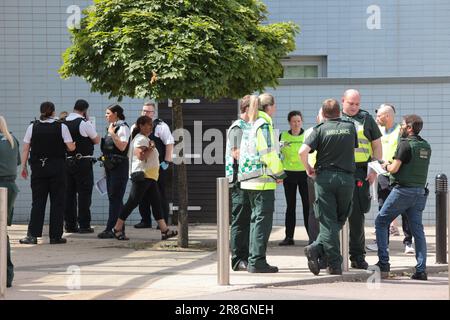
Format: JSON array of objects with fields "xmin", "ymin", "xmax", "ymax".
[
  {"xmin": 230, "ymin": 183, "xmax": 252, "ymax": 270},
  {"xmin": 0, "ymin": 179, "xmax": 19, "ymax": 287},
  {"xmin": 246, "ymin": 189, "xmax": 275, "ymax": 269},
  {"xmin": 349, "ymin": 167, "xmax": 371, "ymax": 261},
  {"xmin": 313, "ymin": 170, "xmax": 354, "ymax": 268}
]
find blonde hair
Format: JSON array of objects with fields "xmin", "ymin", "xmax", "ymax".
[
  {"xmin": 259, "ymin": 93, "xmax": 275, "ymax": 112},
  {"xmin": 0, "ymin": 116, "xmax": 15, "ymax": 148},
  {"xmin": 247, "ymin": 95, "xmax": 261, "ymax": 122}
]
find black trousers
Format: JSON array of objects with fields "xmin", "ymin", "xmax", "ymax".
[
  {"xmin": 307, "ymin": 176, "xmax": 320, "ymax": 244},
  {"xmin": 120, "ymin": 178, "xmax": 163, "ymax": 222},
  {"xmin": 138, "ymin": 168, "xmax": 169, "ymax": 224},
  {"xmin": 377, "ymin": 175, "xmax": 413, "ymax": 245},
  {"xmin": 105, "ymin": 160, "xmax": 129, "ymax": 231},
  {"xmin": 28, "ymin": 158, "xmax": 65, "ymax": 239},
  {"xmin": 282, "ymin": 171, "xmax": 310, "ymax": 239},
  {"xmin": 64, "ymin": 159, "xmax": 94, "ymax": 229}
]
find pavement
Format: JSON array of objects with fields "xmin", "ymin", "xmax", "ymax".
[{"xmin": 3, "ymin": 224, "xmax": 448, "ymax": 300}]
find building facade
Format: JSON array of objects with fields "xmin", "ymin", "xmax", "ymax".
[{"xmin": 1, "ymin": 0, "xmax": 449, "ymax": 225}]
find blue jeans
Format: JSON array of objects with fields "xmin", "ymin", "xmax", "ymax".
[{"xmin": 375, "ymin": 186, "xmax": 428, "ymax": 272}]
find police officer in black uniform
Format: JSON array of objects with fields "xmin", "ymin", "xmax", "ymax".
[
  {"xmin": 20, "ymin": 102, "xmax": 75, "ymax": 244},
  {"xmin": 64, "ymin": 99, "xmax": 100, "ymax": 233},
  {"xmin": 98, "ymin": 104, "xmax": 131, "ymax": 239},
  {"xmin": 135, "ymin": 102, "xmax": 174, "ymax": 228}
]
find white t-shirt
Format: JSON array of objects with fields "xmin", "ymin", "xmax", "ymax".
[
  {"xmin": 23, "ymin": 118, "xmax": 73, "ymax": 144},
  {"xmin": 65, "ymin": 113, "xmax": 98, "ymax": 139},
  {"xmin": 129, "ymin": 133, "xmax": 160, "ymax": 180}
]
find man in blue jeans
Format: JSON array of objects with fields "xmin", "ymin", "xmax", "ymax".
[{"xmin": 374, "ymin": 114, "xmax": 431, "ymax": 280}]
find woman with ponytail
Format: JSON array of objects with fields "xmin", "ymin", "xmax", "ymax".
[
  {"xmin": 0, "ymin": 115, "xmax": 20, "ymax": 287},
  {"xmin": 20, "ymin": 102, "xmax": 75, "ymax": 245}
]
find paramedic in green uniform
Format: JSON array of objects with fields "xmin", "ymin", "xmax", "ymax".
[
  {"xmin": 341, "ymin": 89, "xmax": 382, "ymax": 269},
  {"xmin": 225, "ymin": 95, "xmax": 252, "ymax": 271},
  {"xmin": 279, "ymin": 111, "xmax": 309, "ymax": 246},
  {"xmin": 299, "ymin": 99, "xmax": 358, "ymax": 275}
]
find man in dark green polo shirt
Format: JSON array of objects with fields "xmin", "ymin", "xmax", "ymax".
[
  {"xmin": 341, "ymin": 89, "xmax": 382, "ymax": 269},
  {"xmin": 0, "ymin": 116, "xmax": 21, "ymax": 288},
  {"xmin": 299, "ymin": 99, "xmax": 358, "ymax": 275}
]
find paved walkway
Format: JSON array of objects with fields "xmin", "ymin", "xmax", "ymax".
[{"xmin": 3, "ymin": 224, "xmax": 448, "ymax": 300}]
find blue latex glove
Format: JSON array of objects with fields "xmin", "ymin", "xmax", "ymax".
[{"xmin": 160, "ymin": 161, "xmax": 169, "ymax": 170}]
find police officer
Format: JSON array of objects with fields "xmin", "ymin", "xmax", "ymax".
[
  {"xmin": 98, "ymin": 104, "xmax": 130, "ymax": 239},
  {"xmin": 20, "ymin": 102, "xmax": 75, "ymax": 244},
  {"xmin": 279, "ymin": 111, "xmax": 309, "ymax": 246},
  {"xmin": 63, "ymin": 99, "xmax": 100, "ymax": 233},
  {"xmin": 299, "ymin": 99, "xmax": 358, "ymax": 275},
  {"xmin": 375, "ymin": 114, "xmax": 431, "ymax": 280},
  {"xmin": 225, "ymin": 95, "xmax": 252, "ymax": 271},
  {"xmin": 134, "ymin": 102, "xmax": 174, "ymax": 228},
  {"xmin": 341, "ymin": 89, "xmax": 382, "ymax": 269},
  {"xmin": 238, "ymin": 93, "xmax": 286, "ymax": 273},
  {"xmin": 0, "ymin": 115, "xmax": 20, "ymax": 287}
]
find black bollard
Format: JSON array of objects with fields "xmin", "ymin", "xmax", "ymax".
[{"xmin": 435, "ymin": 174, "xmax": 447, "ymax": 264}]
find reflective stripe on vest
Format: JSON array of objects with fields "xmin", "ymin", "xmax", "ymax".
[
  {"xmin": 280, "ymin": 131, "xmax": 305, "ymax": 171},
  {"xmin": 355, "ymin": 123, "xmax": 372, "ymax": 163}
]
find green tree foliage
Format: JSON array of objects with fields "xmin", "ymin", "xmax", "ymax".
[{"xmin": 60, "ymin": 0, "xmax": 299, "ymax": 101}]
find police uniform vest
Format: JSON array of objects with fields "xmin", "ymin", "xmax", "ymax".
[
  {"xmin": 342, "ymin": 110, "xmax": 372, "ymax": 163},
  {"xmin": 380, "ymin": 123, "xmax": 400, "ymax": 163},
  {"xmin": 280, "ymin": 130, "xmax": 305, "ymax": 171},
  {"xmin": 225, "ymin": 119, "xmax": 248, "ymax": 183},
  {"xmin": 65, "ymin": 117, "xmax": 94, "ymax": 156},
  {"xmin": 29, "ymin": 121, "xmax": 66, "ymax": 162},
  {"xmin": 238, "ymin": 111, "xmax": 284, "ymax": 190},
  {"xmin": 391, "ymin": 136, "xmax": 431, "ymax": 188},
  {"xmin": 101, "ymin": 122, "xmax": 129, "ymax": 156},
  {"xmin": 149, "ymin": 119, "xmax": 166, "ymax": 163}
]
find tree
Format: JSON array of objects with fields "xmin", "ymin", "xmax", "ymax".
[{"xmin": 60, "ymin": 0, "xmax": 299, "ymax": 248}]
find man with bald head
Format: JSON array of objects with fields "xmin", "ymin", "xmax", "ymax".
[
  {"xmin": 341, "ymin": 89, "xmax": 382, "ymax": 269},
  {"xmin": 374, "ymin": 104, "xmax": 414, "ymax": 254}
]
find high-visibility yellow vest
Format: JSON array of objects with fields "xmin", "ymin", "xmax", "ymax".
[
  {"xmin": 379, "ymin": 123, "xmax": 400, "ymax": 163},
  {"xmin": 280, "ymin": 130, "xmax": 305, "ymax": 171},
  {"xmin": 345, "ymin": 115, "xmax": 372, "ymax": 163},
  {"xmin": 239, "ymin": 111, "xmax": 285, "ymax": 191}
]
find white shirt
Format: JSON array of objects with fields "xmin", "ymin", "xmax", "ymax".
[
  {"xmin": 129, "ymin": 134, "xmax": 159, "ymax": 180},
  {"xmin": 154, "ymin": 121, "xmax": 174, "ymax": 145},
  {"xmin": 107, "ymin": 120, "xmax": 130, "ymax": 143},
  {"xmin": 23, "ymin": 119, "xmax": 73, "ymax": 144},
  {"xmin": 65, "ymin": 113, "xmax": 98, "ymax": 140}
]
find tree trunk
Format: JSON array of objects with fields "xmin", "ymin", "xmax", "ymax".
[{"xmin": 172, "ymin": 98, "xmax": 189, "ymax": 248}]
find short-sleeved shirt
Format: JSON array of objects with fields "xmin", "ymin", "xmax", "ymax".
[
  {"xmin": 228, "ymin": 126, "xmax": 243, "ymax": 150},
  {"xmin": 305, "ymin": 118, "xmax": 358, "ymax": 173},
  {"xmin": 129, "ymin": 133, "xmax": 159, "ymax": 181},
  {"xmin": 153, "ymin": 121, "xmax": 174, "ymax": 145},
  {"xmin": 65, "ymin": 113, "xmax": 98, "ymax": 139},
  {"xmin": 393, "ymin": 138, "xmax": 412, "ymax": 164},
  {"xmin": 342, "ymin": 110, "xmax": 382, "ymax": 142},
  {"xmin": 0, "ymin": 133, "xmax": 20, "ymax": 178},
  {"xmin": 112, "ymin": 120, "xmax": 131, "ymax": 143},
  {"xmin": 23, "ymin": 119, "xmax": 73, "ymax": 144}
]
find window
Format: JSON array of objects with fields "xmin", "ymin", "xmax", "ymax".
[{"xmin": 281, "ymin": 56, "xmax": 327, "ymax": 79}]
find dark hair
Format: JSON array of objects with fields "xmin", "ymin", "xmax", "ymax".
[
  {"xmin": 287, "ymin": 110, "xmax": 303, "ymax": 122},
  {"xmin": 403, "ymin": 114, "xmax": 423, "ymax": 135},
  {"xmin": 239, "ymin": 95, "xmax": 251, "ymax": 114},
  {"xmin": 40, "ymin": 101, "xmax": 55, "ymax": 120},
  {"xmin": 107, "ymin": 104, "xmax": 125, "ymax": 120},
  {"xmin": 322, "ymin": 99, "xmax": 340, "ymax": 119},
  {"xmin": 74, "ymin": 99, "xmax": 89, "ymax": 112},
  {"xmin": 132, "ymin": 116, "xmax": 153, "ymax": 139}
]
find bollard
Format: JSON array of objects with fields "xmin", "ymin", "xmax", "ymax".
[
  {"xmin": 448, "ymin": 191, "xmax": 450, "ymax": 300},
  {"xmin": 217, "ymin": 178, "xmax": 230, "ymax": 285},
  {"xmin": 340, "ymin": 221, "xmax": 349, "ymax": 272},
  {"xmin": 435, "ymin": 174, "xmax": 447, "ymax": 264},
  {"xmin": 0, "ymin": 188, "xmax": 7, "ymax": 299}
]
